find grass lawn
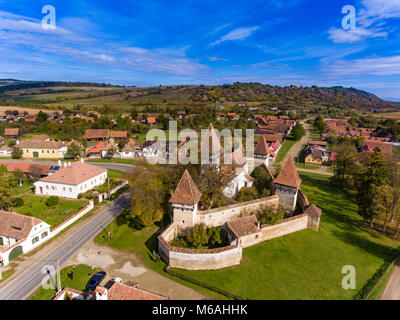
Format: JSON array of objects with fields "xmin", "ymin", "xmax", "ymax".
[
  {"xmin": 28, "ymin": 264, "xmax": 100, "ymax": 300},
  {"xmin": 94, "ymin": 211, "xmax": 224, "ymax": 299},
  {"xmin": 87, "ymin": 158, "xmax": 138, "ymax": 165},
  {"xmin": 107, "ymin": 168, "xmax": 128, "ymax": 179},
  {"xmin": 295, "ymin": 163, "xmax": 321, "ymax": 170},
  {"xmin": 275, "ymin": 137, "xmax": 297, "ymax": 163},
  {"xmin": 169, "ymin": 172, "xmax": 400, "ymax": 299},
  {"xmin": 12, "ymin": 195, "xmax": 88, "ymax": 228},
  {"xmin": 13, "ymin": 180, "xmax": 34, "ymax": 196},
  {"xmin": 366, "ymin": 263, "xmax": 397, "ymax": 300}
]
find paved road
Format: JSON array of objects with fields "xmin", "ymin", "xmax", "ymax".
[
  {"xmin": 0, "ymin": 160, "xmax": 133, "ymax": 300},
  {"xmin": 380, "ymin": 261, "xmax": 400, "ymax": 300},
  {"xmin": 0, "ymin": 190, "xmax": 131, "ymax": 300}
]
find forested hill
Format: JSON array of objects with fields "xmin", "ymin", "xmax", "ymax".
[
  {"xmin": 0, "ymin": 80, "xmax": 398, "ymax": 112},
  {"xmin": 189, "ymin": 83, "xmax": 400, "ymax": 111}
]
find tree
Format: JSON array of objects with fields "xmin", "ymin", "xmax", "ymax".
[
  {"xmin": 187, "ymin": 224, "xmax": 209, "ymax": 248},
  {"xmin": 332, "ymin": 142, "xmax": 358, "ymax": 186},
  {"xmin": 36, "ymin": 111, "xmax": 48, "ymax": 122},
  {"xmin": 256, "ymin": 204, "xmax": 284, "ymax": 225},
  {"xmin": 66, "ymin": 143, "xmax": 82, "ymax": 159},
  {"xmin": 252, "ymin": 165, "xmax": 273, "ymax": 197},
  {"xmin": 356, "ymin": 152, "xmax": 390, "ymax": 227},
  {"xmin": 0, "ymin": 165, "xmax": 17, "ymax": 210},
  {"xmin": 11, "ymin": 147, "xmax": 22, "ymax": 159},
  {"xmin": 130, "ymin": 164, "xmax": 166, "ymax": 226},
  {"xmin": 46, "ymin": 196, "xmax": 59, "ymax": 207},
  {"xmin": 291, "ymin": 122, "xmax": 306, "ymax": 140},
  {"xmin": 373, "ymin": 185, "xmax": 395, "ymax": 233},
  {"xmin": 313, "ymin": 116, "xmax": 326, "ymax": 133},
  {"xmin": 234, "ymin": 186, "xmax": 258, "ymax": 202},
  {"xmin": 13, "ymin": 169, "xmax": 25, "ymax": 187}
]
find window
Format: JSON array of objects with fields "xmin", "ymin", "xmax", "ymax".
[
  {"xmin": 52, "ymin": 150, "xmax": 54, "ymax": 154},
  {"xmin": 63, "ymin": 187, "xmax": 66, "ymax": 191},
  {"xmin": 26, "ymin": 150, "xmax": 29, "ymax": 153},
  {"xmin": 47, "ymin": 150, "xmax": 49, "ymax": 154},
  {"xmin": 42, "ymin": 150, "xmax": 44, "ymax": 153},
  {"xmin": 41, "ymin": 232, "xmax": 48, "ymax": 239},
  {"xmin": 69, "ymin": 188, "xmax": 72, "ymax": 192},
  {"xmin": 32, "ymin": 236, "xmax": 39, "ymax": 244}
]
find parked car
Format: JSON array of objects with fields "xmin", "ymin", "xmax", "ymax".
[{"xmin": 86, "ymin": 271, "xmax": 106, "ymax": 290}]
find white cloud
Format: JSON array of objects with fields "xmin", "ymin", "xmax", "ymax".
[
  {"xmin": 328, "ymin": 0, "xmax": 400, "ymax": 43},
  {"xmin": 211, "ymin": 26, "xmax": 259, "ymax": 46},
  {"xmin": 322, "ymin": 55, "xmax": 400, "ymax": 75},
  {"xmin": 120, "ymin": 47, "xmax": 208, "ymax": 76},
  {"xmin": 207, "ymin": 56, "xmax": 228, "ymax": 62},
  {"xmin": 328, "ymin": 27, "xmax": 387, "ymax": 43}
]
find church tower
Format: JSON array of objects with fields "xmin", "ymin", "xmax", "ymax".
[
  {"xmin": 169, "ymin": 170, "xmax": 202, "ymax": 230},
  {"xmin": 200, "ymin": 123, "xmax": 221, "ymax": 168},
  {"xmin": 273, "ymin": 157, "xmax": 302, "ymax": 212}
]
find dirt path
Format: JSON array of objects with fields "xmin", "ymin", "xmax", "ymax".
[
  {"xmin": 283, "ymin": 122, "xmax": 311, "ymax": 162},
  {"xmin": 380, "ymin": 260, "xmax": 400, "ymax": 300},
  {"xmin": 65, "ymin": 241, "xmax": 211, "ymax": 300}
]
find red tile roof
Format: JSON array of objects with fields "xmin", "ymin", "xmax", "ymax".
[
  {"xmin": 39, "ymin": 162, "xmax": 106, "ymax": 185},
  {"xmin": 88, "ymin": 141, "xmax": 106, "ymax": 154},
  {"xmin": 169, "ymin": 170, "xmax": 202, "ymax": 205},
  {"xmin": 83, "ymin": 129, "xmax": 109, "ymax": 139},
  {"xmin": 254, "ymin": 136, "xmax": 270, "ymax": 156},
  {"xmin": 228, "ymin": 215, "xmax": 259, "ymax": 237},
  {"xmin": 32, "ymin": 134, "xmax": 49, "ymax": 141},
  {"xmin": 106, "ymin": 281, "xmax": 167, "ymax": 300},
  {"xmin": 274, "ymin": 157, "xmax": 302, "ymax": 188},
  {"xmin": 4, "ymin": 128, "xmax": 19, "ymax": 137},
  {"xmin": 16, "ymin": 140, "xmax": 65, "ymax": 150},
  {"xmin": 0, "ymin": 161, "xmax": 52, "ymax": 176},
  {"xmin": 0, "ymin": 210, "xmax": 43, "ymax": 239},
  {"xmin": 262, "ymin": 134, "xmax": 283, "ymax": 143},
  {"xmin": 110, "ymin": 131, "xmax": 127, "ymax": 138}
]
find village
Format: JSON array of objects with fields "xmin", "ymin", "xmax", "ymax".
[{"xmin": 0, "ymin": 102, "xmax": 399, "ymax": 301}]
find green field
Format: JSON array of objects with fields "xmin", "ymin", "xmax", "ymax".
[
  {"xmin": 28, "ymin": 264, "xmax": 100, "ymax": 300},
  {"xmin": 12, "ymin": 195, "xmax": 88, "ymax": 228},
  {"xmin": 275, "ymin": 137, "xmax": 297, "ymax": 163},
  {"xmin": 170, "ymin": 172, "xmax": 400, "ymax": 299},
  {"xmin": 93, "ymin": 172, "xmax": 400, "ymax": 299}
]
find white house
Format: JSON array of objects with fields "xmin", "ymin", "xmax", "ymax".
[
  {"xmin": 0, "ymin": 210, "xmax": 51, "ymax": 266},
  {"xmin": 0, "ymin": 145, "xmax": 11, "ymax": 157},
  {"xmin": 34, "ymin": 160, "xmax": 108, "ymax": 199},
  {"xmin": 118, "ymin": 139, "xmax": 137, "ymax": 159}
]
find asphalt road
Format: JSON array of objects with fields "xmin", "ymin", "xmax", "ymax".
[
  {"xmin": 0, "ymin": 160, "xmax": 133, "ymax": 300},
  {"xmin": 0, "ymin": 190, "xmax": 131, "ymax": 300}
]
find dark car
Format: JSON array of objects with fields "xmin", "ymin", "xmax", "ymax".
[{"xmin": 86, "ymin": 271, "xmax": 106, "ymax": 291}]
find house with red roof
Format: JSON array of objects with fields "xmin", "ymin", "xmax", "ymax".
[
  {"xmin": 34, "ymin": 160, "xmax": 108, "ymax": 199},
  {"xmin": 0, "ymin": 210, "xmax": 50, "ymax": 266}
]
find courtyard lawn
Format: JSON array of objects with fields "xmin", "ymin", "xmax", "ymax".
[
  {"xmin": 295, "ymin": 163, "xmax": 320, "ymax": 170},
  {"xmin": 28, "ymin": 264, "xmax": 100, "ymax": 300},
  {"xmin": 170, "ymin": 172, "xmax": 400, "ymax": 299},
  {"xmin": 12, "ymin": 195, "xmax": 88, "ymax": 228},
  {"xmin": 14, "ymin": 180, "xmax": 34, "ymax": 196},
  {"xmin": 87, "ymin": 158, "xmax": 139, "ymax": 165},
  {"xmin": 275, "ymin": 137, "xmax": 297, "ymax": 163}
]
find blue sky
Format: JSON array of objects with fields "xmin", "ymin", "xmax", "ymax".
[{"xmin": 0, "ymin": 0, "xmax": 399, "ymax": 99}]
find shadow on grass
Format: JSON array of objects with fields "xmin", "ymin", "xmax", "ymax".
[{"xmin": 331, "ymin": 230, "xmax": 399, "ymax": 262}]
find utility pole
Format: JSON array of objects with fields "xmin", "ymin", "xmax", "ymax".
[
  {"xmin": 56, "ymin": 259, "xmax": 61, "ymax": 293},
  {"xmin": 107, "ymin": 176, "xmax": 110, "ymax": 199}
]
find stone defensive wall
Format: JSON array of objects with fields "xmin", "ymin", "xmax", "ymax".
[
  {"xmin": 297, "ymin": 188, "xmax": 310, "ymax": 210},
  {"xmin": 158, "ymin": 193, "xmax": 322, "ymax": 270},
  {"xmin": 158, "ymin": 222, "xmax": 242, "ymax": 270},
  {"xmin": 230, "ymin": 213, "xmax": 310, "ymax": 248},
  {"xmin": 196, "ymin": 195, "xmax": 279, "ymax": 227}
]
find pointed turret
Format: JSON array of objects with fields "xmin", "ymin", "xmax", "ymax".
[
  {"xmin": 274, "ymin": 157, "xmax": 302, "ymax": 188},
  {"xmin": 254, "ymin": 136, "xmax": 271, "ymax": 157},
  {"xmin": 169, "ymin": 170, "xmax": 202, "ymax": 205}
]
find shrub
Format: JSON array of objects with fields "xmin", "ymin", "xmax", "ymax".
[
  {"xmin": 207, "ymin": 227, "xmax": 228, "ymax": 247},
  {"xmin": 234, "ymin": 187, "xmax": 258, "ymax": 202},
  {"xmin": 77, "ymin": 193, "xmax": 83, "ymax": 199},
  {"xmin": 13, "ymin": 197, "xmax": 24, "ymax": 207},
  {"xmin": 186, "ymin": 224, "xmax": 209, "ymax": 248},
  {"xmin": 45, "ymin": 196, "xmax": 59, "ymax": 207},
  {"xmin": 256, "ymin": 205, "xmax": 285, "ymax": 225}
]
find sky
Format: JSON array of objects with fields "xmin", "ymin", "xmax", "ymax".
[{"xmin": 0, "ymin": 0, "xmax": 399, "ymax": 100}]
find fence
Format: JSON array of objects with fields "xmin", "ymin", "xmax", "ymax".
[{"xmin": 164, "ymin": 267, "xmax": 245, "ymax": 300}]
